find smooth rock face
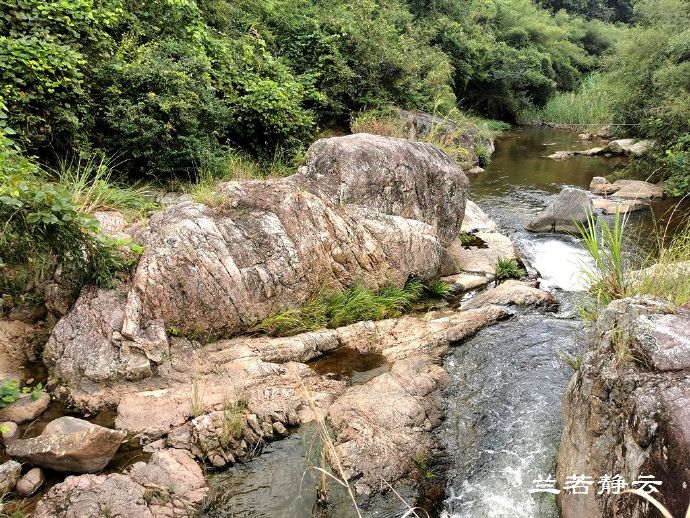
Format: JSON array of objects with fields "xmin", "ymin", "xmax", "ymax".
[
  {"xmin": 15, "ymin": 467, "xmax": 45, "ymax": 497},
  {"xmin": 611, "ymin": 179, "xmax": 663, "ymax": 200},
  {"xmin": 525, "ymin": 187, "xmax": 593, "ymax": 233},
  {"xmin": 462, "ymin": 280, "xmax": 558, "ymax": 310},
  {"xmin": 445, "ymin": 231, "xmax": 516, "ymax": 275},
  {"xmin": 557, "ymin": 298, "xmax": 690, "ymax": 518},
  {"xmin": 606, "ymin": 138, "xmax": 636, "ymax": 154},
  {"xmin": 0, "ymin": 392, "xmax": 50, "ymax": 424},
  {"xmin": 6, "ymin": 416, "xmax": 126, "ymax": 473},
  {"xmin": 462, "ymin": 200, "xmax": 497, "ymax": 233},
  {"xmin": 0, "ymin": 460, "xmax": 21, "ymax": 495},
  {"xmin": 33, "ymin": 449, "xmax": 207, "ymax": 518},
  {"xmin": 299, "ymin": 133, "xmax": 469, "ymax": 246}
]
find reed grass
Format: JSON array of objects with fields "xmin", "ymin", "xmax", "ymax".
[{"xmin": 520, "ymin": 74, "xmax": 615, "ymax": 128}]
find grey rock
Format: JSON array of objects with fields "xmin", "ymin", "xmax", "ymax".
[
  {"xmin": 611, "ymin": 179, "xmax": 663, "ymax": 200},
  {"xmin": 0, "ymin": 460, "xmax": 21, "ymax": 494},
  {"xmin": 525, "ymin": 187, "xmax": 593, "ymax": 233},
  {"xmin": 6, "ymin": 416, "xmax": 126, "ymax": 473},
  {"xmin": 1, "ymin": 421, "xmax": 18, "ymax": 443},
  {"xmin": 0, "ymin": 392, "xmax": 50, "ymax": 424},
  {"xmin": 15, "ymin": 467, "xmax": 45, "ymax": 497},
  {"xmin": 589, "ymin": 176, "xmax": 620, "ymax": 195},
  {"xmin": 33, "ymin": 449, "xmax": 206, "ymax": 518}
]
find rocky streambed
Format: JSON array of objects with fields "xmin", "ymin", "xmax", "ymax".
[{"xmin": 1, "ymin": 126, "xmax": 688, "ymax": 518}]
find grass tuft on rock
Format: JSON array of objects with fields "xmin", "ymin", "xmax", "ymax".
[
  {"xmin": 495, "ymin": 258, "xmax": 526, "ymax": 281},
  {"xmin": 254, "ymin": 278, "xmax": 445, "ymax": 337}
]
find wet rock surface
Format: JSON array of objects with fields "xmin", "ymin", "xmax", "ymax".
[{"xmin": 557, "ymin": 298, "xmax": 690, "ymax": 518}]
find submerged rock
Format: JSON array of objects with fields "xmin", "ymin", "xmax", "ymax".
[
  {"xmin": 33, "ymin": 449, "xmax": 206, "ymax": 518},
  {"xmin": 557, "ymin": 298, "xmax": 690, "ymax": 518},
  {"xmin": 525, "ymin": 187, "xmax": 593, "ymax": 233},
  {"xmin": 6, "ymin": 416, "xmax": 126, "ymax": 473}
]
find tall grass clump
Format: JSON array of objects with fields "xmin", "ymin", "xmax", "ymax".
[
  {"xmin": 631, "ymin": 219, "xmax": 690, "ymax": 306},
  {"xmin": 254, "ymin": 278, "xmax": 446, "ymax": 337},
  {"xmin": 495, "ymin": 258, "xmax": 526, "ymax": 280},
  {"xmin": 54, "ymin": 156, "xmax": 154, "ymax": 218},
  {"xmin": 519, "ymin": 74, "xmax": 615, "ymax": 128},
  {"xmin": 576, "ymin": 209, "xmax": 629, "ymax": 308}
]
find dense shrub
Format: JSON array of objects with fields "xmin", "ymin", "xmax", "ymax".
[{"xmin": 0, "ymin": 125, "xmax": 137, "ymax": 306}]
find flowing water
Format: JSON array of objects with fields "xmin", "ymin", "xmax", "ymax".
[{"xmin": 440, "ymin": 127, "xmax": 688, "ymax": 518}]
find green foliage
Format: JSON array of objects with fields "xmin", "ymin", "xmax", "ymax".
[
  {"xmin": 576, "ymin": 209, "xmax": 628, "ymax": 307},
  {"xmin": 0, "ymin": 380, "xmax": 20, "ymax": 408},
  {"xmin": 0, "ymin": 132, "xmax": 142, "ymax": 303},
  {"xmin": 0, "ymin": 380, "xmax": 43, "ymax": 408},
  {"xmin": 604, "ymin": 0, "xmax": 690, "ymax": 194},
  {"xmin": 1, "ymin": 0, "xmax": 613, "ymax": 179},
  {"xmin": 540, "ymin": 0, "xmax": 634, "ymax": 22},
  {"xmin": 495, "ymin": 258, "xmax": 526, "ymax": 280},
  {"xmin": 255, "ymin": 278, "xmax": 441, "ymax": 337}
]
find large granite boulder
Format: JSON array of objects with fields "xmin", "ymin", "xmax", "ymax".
[
  {"xmin": 44, "ymin": 135, "xmax": 470, "ymax": 392},
  {"xmin": 6, "ymin": 416, "xmax": 126, "ymax": 473},
  {"xmin": 298, "ymin": 133, "xmax": 469, "ymax": 246},
  {"xmin": 525, "ymin": 187, "xmax": 593, "ymax": 233},
  {"xmin": 557, "ymin": 298, "xmax": 690, "ymax": 518}
]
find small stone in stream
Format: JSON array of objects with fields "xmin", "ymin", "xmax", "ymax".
[
  {"xmin": 16, "ymin": 467, "xmax": 45, "ymax": 497},
  {"xmin": 525, "ymin": 187, "xmax": 593, "ymax": 233},
  {"xmin": 611, "ymin": 179, "xmax": 663, "ymax": 200},
  {"xmin": 466, "ymin": 166, "xmax": 485, "ymax": 174},
  {"xmin": 0, "ymin": 392, "xmax": 51, "ymax": 424},
  {"xmin": 589, "ymin": 176, "xmax": 619, "ymax": 195},
  {"xmin": 548, "ymin": 150, "xmax": 575, "ymax": 160},
  {"xmin": 1, "ymin": 421, "xmax": 18, "ymax": 443},
  {"xmin": 0, "ymin": 460, "xmax": 21, "ymax": 495},
  {"xmin": 6, "ymin": 416, "xmax": 126, "ymax": 473},
  {"xmin": 273, "ymin": 422, "xmax": 288, "ymax": 437}
]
